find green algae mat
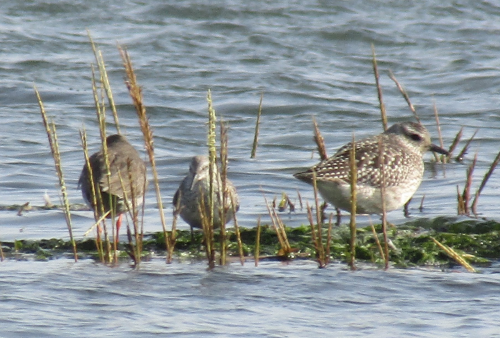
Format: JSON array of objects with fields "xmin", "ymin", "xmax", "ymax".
[{"xmin": 2, "ymin": 216, "xmax": 499, "ymax": 269}]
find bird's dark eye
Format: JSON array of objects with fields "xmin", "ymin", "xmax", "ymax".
[{"xmin": 410, "ymin": 133, "xmax": 422, "ymax": 141}]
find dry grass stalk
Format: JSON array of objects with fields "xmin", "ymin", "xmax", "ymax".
[
  {"xmin": 286, "ymin": 195, "xmax": 295, "ymax": 212},
  {"xmin": 118, "ymin": 46, "xmax": 172, "ymax": 262},
  {"xmin": 457, "ymin": 185, "xmax": 466, "ymax": 215},
  {"xmin": 471, "ymin": 150, "xmax": 500, "ymax": 216},
  {"xmin": 312, "ymin": 173, "xmax": 326, "ymax": 266},
  {"xmin": 87, "ymin": 31, "xmax": 120, "ymax": 134},
  {"xmin": 433, "ymin": 103, "xmax": 446, "ymax": 163},
  {"xmin": 371, "ymin": 44, "xmax": 387, "ymax": 131},
  {"xmin": 91, "ymin": 63, "xmax": 120, "ymax": 262},
  {"xmin": 296, "ymin": 190, "xmax": 304, "ymax": 210},
  {"xmin": 264, "ymin": 195, "xmax": 291, "ymax": 257},
  {"xmin": 419, "ymin": 194, "xmax": 426, "ymax": 212},
  {"xmin": 231, "ymin": 194, "xmax": 245, "ymax": 266},
  {"xmin": 35, "ymin": 86, "xmax": 77, "ymax": 262},
  {"xmin": 219, "ymin": 120, "xmax": 228, "ymax": 265},
  {"xmin": 378, "ymin": 138, "xmax": 389, "ymax": 270},
  {"xmin": 306, "ymin": 203, "xmax": 333, "ymax": 268},
  {"xmin": 348, "ymin": 134, "xmax": 357, "ymax": 270},
  {"xmin": 447, "ymin": 127, "xmax": 463, "ymax": 161},
  {"xmin": 139, "ymin": 169, "xmax": 147, "ymax": 249},
  {"xmin": 312, "ymin": 116, "xmax": 328, "ymax": 160},
  {"xmin": 306, "ymin": 170, "xmax": 329, "ymax": 268},
  {"xmin": 89, "ymin": 64, "xmax": 115, "ymax": 259},
  {"xmin": 326, "ymin": 213, "xmax": 333, "ymax": 261},
  {"xmin": 370, "ymin": 218, "xmax": 385, "ymax": 261},
  {"xmin": 255, "ymin": 216, "xmax": 261, "ymax": 267},
  {"xmin": 169, "ymin": 192, "xmax": 181, "ymax": 263},
  {"xmin": 430, "ymin": 237, "xmax": 476, "ymax": 273},
  {"xmin": 456, "ymin": 129, "xmax": 478, "ymax": 162},
  {"xmin": 306, "ymin": 203, "xmax": 320, "ymax": 265},
  {"xmin": 118, "ymin": 161, "xmax": 144, "ymax": 267},
  {"xmin": 80, "ymin": 129, "xmax": 106, "ymax": 263},
  {"xmin": 206, "ymin": 89, "xmax": 217, "ymax": 228},
  {"xmin": 459, "ymin": 153, "xmax": 477, "ymax": 215},
  {"xmin": 388, "ymin": 70, "xmax": 420, "ymax": 124},
  {"xmin": 274, "ymin": 208, "xmax": 291, "ymax": 256},
  {"xmin": 251, "ymin": 92, "xmax": 263, "ymax": 158},
  {"xmin": 198, "ymin": 192, "xmax": 215, "ymax": 269},
  {"xmin": 206, "ymin": 89, "xmax": 218, "ymax": 268},
  {"xmin": 119, "ymin": 171, "xmax": 136, "ymax": 262}
]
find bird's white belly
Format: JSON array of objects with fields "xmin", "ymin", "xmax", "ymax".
[{"xmin": 316, "ymin": 178, "xmax": 421, "ymax": 215}]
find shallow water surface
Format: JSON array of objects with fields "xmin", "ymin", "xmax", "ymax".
[
  {"xmin": 1, "ymin": 0, "xmax": 500, "ymax": 336},
  {"xmin": 1, "ymin": 259, "xmax": 500, "ymax": 337}
]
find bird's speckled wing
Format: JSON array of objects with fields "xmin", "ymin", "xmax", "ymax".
[{"xmin": 296, "ymin": 134, "xmax": 423, "ymax": 188}]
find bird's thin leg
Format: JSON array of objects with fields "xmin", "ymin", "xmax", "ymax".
[{"xmin": 116, "ymin": 214, "xmax": 123, "ymax": 245}]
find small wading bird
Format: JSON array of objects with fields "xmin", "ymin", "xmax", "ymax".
[
  {"xmin": 173, "ymin": 155, "xmax": 239, "ymax": 239},
  {"xmin": 294, "ymin": 122, "xmax": 448, "ymax": 215},
  {"xmin": 79, "ymin": 134, "xmax": 147, "ymax": 244}
]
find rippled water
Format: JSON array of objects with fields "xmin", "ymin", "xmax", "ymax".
[
  {"xmin": 2, "ymin": 259, "xmax": 500, "ymax": 337},
  {"xmin": 2, "ymin": 0, "xmax": 500, "ymax": 336}
]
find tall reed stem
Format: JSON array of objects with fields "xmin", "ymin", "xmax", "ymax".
[
  {"xmin": 35, "ymin": 86, "xmax": 77, "ymax": 262},
  {"xmin": 255, "ymin": 216, "xmax": 261, "ymax": 267},
  {"xmin": 206, "ymin": 89, "xmax": 217, "ymax": 268},
  {"xmin": 312, "ymin": 116, "xmax": 328, "ymax": 160},
  {"xmin": 251, "ymin": 93, "xmax": 263, "ymax": 158},
  {"xmin": 389, "ymin": 70, "xmax": 420, "ymax": 124},
  {"xmin": 348, "ymin": 134, "xmax": 357, "ymax": 270},
  {"xmin": 378, "ymin": 138, "xmax": 389, "ymax": 270},
  {"xmin": 231, "ymin": 194, "xmax": 244, "ymax": 266},
  {"xmin": 471, "ymin": 150, "xmax": 500, "ymax": 215},
  {"xmin": 87, "ymin": 31, "xmax": 120, "ymax": 135},
  {"xmin": 119, "ymin": 46, "xmax": 171, "ymax": 262},
  {"xmin": 371, "ymin": 44, "xmax": 387, "ymax": 131},
  {"xmin": 219, "ymin": 120, "xmax": 228, "ymax": 265},
  {"xmin": 79, "ymin": 129, "xmax": 105, "ymax": 263}
]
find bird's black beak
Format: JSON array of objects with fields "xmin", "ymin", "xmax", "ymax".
[{"xmin": 430, "ymin": 143, "xmax": 449, "ymax": 156}]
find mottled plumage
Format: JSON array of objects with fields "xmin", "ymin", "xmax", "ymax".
[
  {"xmin": 173, "ymin": 155, "xmax": 239, "ymax": 232},
  {"xmin": 79, "ymin": 134, "xmax": 147, "ymax": 240},
  {"xmin": 294, "ymin": 122, "xmax": 448, "ymax": 214}
]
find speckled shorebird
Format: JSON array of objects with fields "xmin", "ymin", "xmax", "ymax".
[
  {"xmin": 79, "ymin": 134, "xmax": 147, "ymax": 243},
  {"xmin": 173, "ymin": 155, "xmax": 239, "ymax": 237},
  {"xmin": 294, "ymin": 122, "xmax": 448, "ymax": 215}
]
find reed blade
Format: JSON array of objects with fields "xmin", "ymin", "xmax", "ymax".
[
  {"xmin": 255, "ymin": 216, "xmax": 261, "ymax": 267},
  {"xmin": 35, "ymin": 86, "xmax": 77, "ymax": 262},
  {"xmin": 371, "ymin": 44, "xmax": 387, "ymax": 131},
  {"xmin": 456, "ymin": 129, "xmax": 478, "ymax": 162},
  {"xmin": 378, "ymin": 138, "xmax": 389, "ymax": 270},
  {"xmin": 349, "ymin": 134, "xmax": 357, "ymax": 270},
  {"xmin": 389, "ymin": 70, "xmax": 420, "ymax": 124},
  {"xmin": 87, "ymin": 31, "xmax": 120, "ymax": 134},
  {"xmin": 312, "ymin": 116, "xmax": 328, "ymax": 160},
  {"xmin": 118, "ymin": 46, "xmax": 170, "ymax": 262},
  {"xmin": 431, "ymin": 237, "xmax": 476, "ymax": 273},
  {"xmin": 251, "ymin": 92, "xmax": 263, "ymax": 158},
  {"xmin": 471, "ymin": 150, "xmax": 500, "ymax": 216}
]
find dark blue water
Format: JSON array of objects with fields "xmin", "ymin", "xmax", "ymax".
[{"xmin": 1, "ymin": 0, "xmax": 500, "ymax": 336}]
